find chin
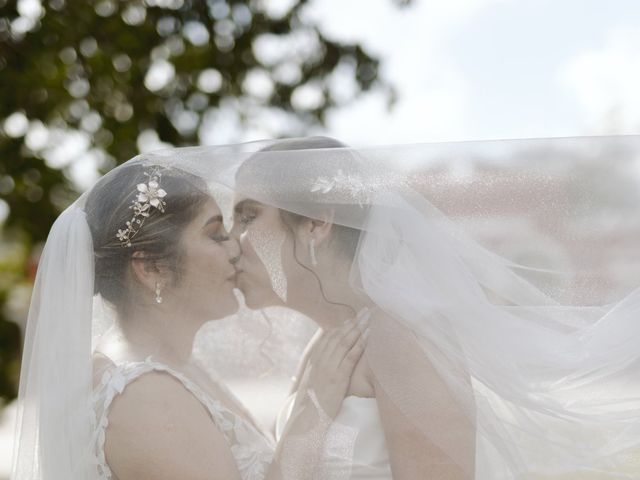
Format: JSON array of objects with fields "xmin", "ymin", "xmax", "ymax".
[
  {"xmin": 240, "ymin": 286, "xmax": 280, "ymax": 310},
  {"xmin": 237, "ymin": 273, "xmax": 284, "ymax": 309},
  {"xmin": 241, "ymin": 289, "xmax": 266, "ymax": 310}
]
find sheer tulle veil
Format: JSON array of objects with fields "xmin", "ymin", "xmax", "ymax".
[
  {"xmin": 11, "ymin": 201, "xmax": 95, "ymax": 479},
  {"xmin": 12, "ymin": 135, "xmax": 640, "ymax": 479}
]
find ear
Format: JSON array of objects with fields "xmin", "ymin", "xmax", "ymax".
[
  {"xmin": 304, "ymin": 210, "xmax": 335, "ymax": 247},
  {"xmin": 130, "ymin": 251, "xmax": 167, "ymax": 292}
]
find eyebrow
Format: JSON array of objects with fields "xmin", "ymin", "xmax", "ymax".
[{"xmin": 203, "ymin": 215, "xmax": 223, "ymax": 227}]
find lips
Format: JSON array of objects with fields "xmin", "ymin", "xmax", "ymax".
[
  {"xmin": 233, "ymin": 261, "xmax": 245, "ymax": 277},
  {"xmin": 234, "ymin": 269, "xmax": 248, "ymax": 290},
  {"xmin": 227, "ymin": 270, "xmax": 238, "ymax": 282}
]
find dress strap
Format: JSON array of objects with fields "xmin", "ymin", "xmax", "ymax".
[{"xmin": 91, "ymin": 358, "xmax": 274, "ymax": 480}]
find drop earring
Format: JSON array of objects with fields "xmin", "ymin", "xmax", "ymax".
[
  {"xmin": 309, "ymin": 238, "xmax": 318, "ymax": 267},
  {"xmin": 155, "ymin": 282, "xmax": 163, "ymax": 304}
]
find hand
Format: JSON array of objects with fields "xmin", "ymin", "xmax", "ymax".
[{"xmin": 297, "ymin": 319, "xmax": 368, "ymax": 419}]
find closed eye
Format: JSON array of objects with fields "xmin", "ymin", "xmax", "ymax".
[
  {"xmin": 211, "ymin": 233, "xmax": 230, "ymax": 242},
  {"xmin": 239, "ymin": 214, "xmax": 256, "ymax": 226},
  {"xmin": 233, "ymin": 200, "xmax": 260, "ymax": 230},
  {"xmin": 232, "ymin": 212, "xmax": 257, "ymax": 230}
]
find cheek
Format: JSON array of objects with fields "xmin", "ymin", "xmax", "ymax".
[
  {"xmin": 242, "ymin": 217, "xmax": 282, "ymax": 268},
  {"xmin": 281, "ymin": 236, "xmax": 305, "ymax": 283},
  {"xmin": 240, "ymin": 232, "xmax": 262, "ymax": 265},
  {"xmin": 186, "ymin": 241, "xmax": 229, "ymax": 286},
  {"xmin": 245, "ymin": 227, "xmax": 287, "ymax": 300}
]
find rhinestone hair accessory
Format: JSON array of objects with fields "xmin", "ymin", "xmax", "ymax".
[
  {"xmin": 311, "ymin": 169, "xmax": 365, "ymax": 195},
  {"xmin": 116, "ymin": 167, "xmax": 167, "ymax": 247},
  {"xmin": 311, "ymin": 169, "xmax": 371, "ymax": 207},
  {"xmin": 310, "ymin": 168, "xmax": 408, "ymax": 207}
]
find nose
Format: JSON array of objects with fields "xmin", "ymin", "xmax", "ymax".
[
  {"xmin": 229, "ymin": 220, "xmax": 242, "ymax": 242},
  {"xmin": 225, "ymin": 234, "xmax": 241, "ymax": 264}
]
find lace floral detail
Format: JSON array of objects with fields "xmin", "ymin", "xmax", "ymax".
[
  {"xmin": 232, "ymin": 443, "xmax": 274, "ymax": 479},
  {"xmin": 311, "ymin": 169, "xmax": 371, "ymax": 207},
  {"xmin": 91, "ymin": 358, "xmax": 274, "ymax": 480},
  {"xmin": 310, "ymin": 169, "xmax": 407, "ymax": 208}
]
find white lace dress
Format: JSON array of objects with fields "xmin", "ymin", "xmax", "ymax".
[{"xmin": 91, "ymin": 358, "xmax": 275, "ymax": 480}]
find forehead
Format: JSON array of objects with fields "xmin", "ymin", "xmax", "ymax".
[
  {"xmin": 201, "ymin": 196, "xmax": 222, "ymax": 214},
  {"xmin": 233, "ymin": 195, "xmax": 263, "ymax": 210},
  {"xmin": 192, "ymin": 197, "xmax": 222, "ymax": 223}
]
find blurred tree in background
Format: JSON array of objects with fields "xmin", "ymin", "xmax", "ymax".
[{"xmin": 0, "ymin": 0, "xmax": 395, "ymax": 403}]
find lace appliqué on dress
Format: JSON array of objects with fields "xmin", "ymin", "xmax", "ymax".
[{"xmin": 91, "ymin": 359, "xmax": 274, "ymax": 480}]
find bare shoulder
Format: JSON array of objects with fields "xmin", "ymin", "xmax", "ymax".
[
  {"xmin": 368, "ymin": 308, "xmax": 475, "ymax": 478},
  {"xmin": 105, "ymin": 370, "xmax": 242, "ymax": 480},
  {"xmin": 359, "ymin": 308, "xmax": 398, "ymax": 381}
]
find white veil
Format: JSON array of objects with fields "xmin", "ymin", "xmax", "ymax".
[
  {"xmin": 150, "ymin": 135, "xmax": 640, "ymax": 478},
  {"xmin": 11, "ymin": 201, "xmax": 96, "ymax": 479},
  {"xmin": 12, "ymin": 135, "xmax": 640, "ymax": 479}
]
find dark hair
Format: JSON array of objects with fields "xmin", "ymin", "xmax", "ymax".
[
  {"xmin": 236, "ymin": 136, "xmax": 365, "ymax": 260},
  {"xmin": 85, "ymin": 162, "xmax": 210, "ymax": 314}
]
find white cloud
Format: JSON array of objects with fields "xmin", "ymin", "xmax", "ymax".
[
  {"xmin": 302, "ymin": 0, "xmax": 509, "ymax": 145},
  {"xmin": 560, "ymin": 27, "xmax": 640, "ymax": 134}
]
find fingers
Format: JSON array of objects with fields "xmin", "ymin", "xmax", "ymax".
[
  {"xmin": 330, "ymin": 323, "xmax": 364, "ymax": 365},
  {"xmin": 339, "ymin": 331, "xmax": 367, "ymax": 372},
  {"xmin": 311, "ymin": 319, "xmax": 358, "ymax": 362},
  {"xmin": 324, "ymin": 319, "xmax": 362, "ymax": 356},
  {"xmin": 309, "ymin": 315, "xmax": 370, "ymax": 374}
]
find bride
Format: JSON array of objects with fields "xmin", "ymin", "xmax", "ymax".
[
  {"xmin": 230, "ymin": 137, "xmax": 476, "ymax": 479},
  {"xmin": 11, "ymin": 159, "xmax": 367, "ymax": 479}
]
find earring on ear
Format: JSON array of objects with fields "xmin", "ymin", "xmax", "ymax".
[
  {"xmin": 155, "ymin": 282, "xmax": 163, "ymax": 304},
  {"xmin": 309, "ymin": 238, "xmax": 318, "ymax": 267}
]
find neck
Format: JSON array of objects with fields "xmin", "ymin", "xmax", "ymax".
[
  {"xmin": 297, "ymin": 262, "xmax": 371, "ymax": 330},
  {"xmin": 119, "ymin": 300, "xmax": 202, "ymax": 365}
]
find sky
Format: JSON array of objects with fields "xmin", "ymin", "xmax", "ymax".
[{"xmin": 301, "ymin": 0, "xmax": 640, "ymax": 146}]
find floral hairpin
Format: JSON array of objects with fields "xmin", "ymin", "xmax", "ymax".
[
  {"xmin": 116, "ymin": 167, "xmax": 167, "ymax": 247},
  {"xmin": 311, "ymin": 169, "xmax": 371, "ymax": 207}
]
